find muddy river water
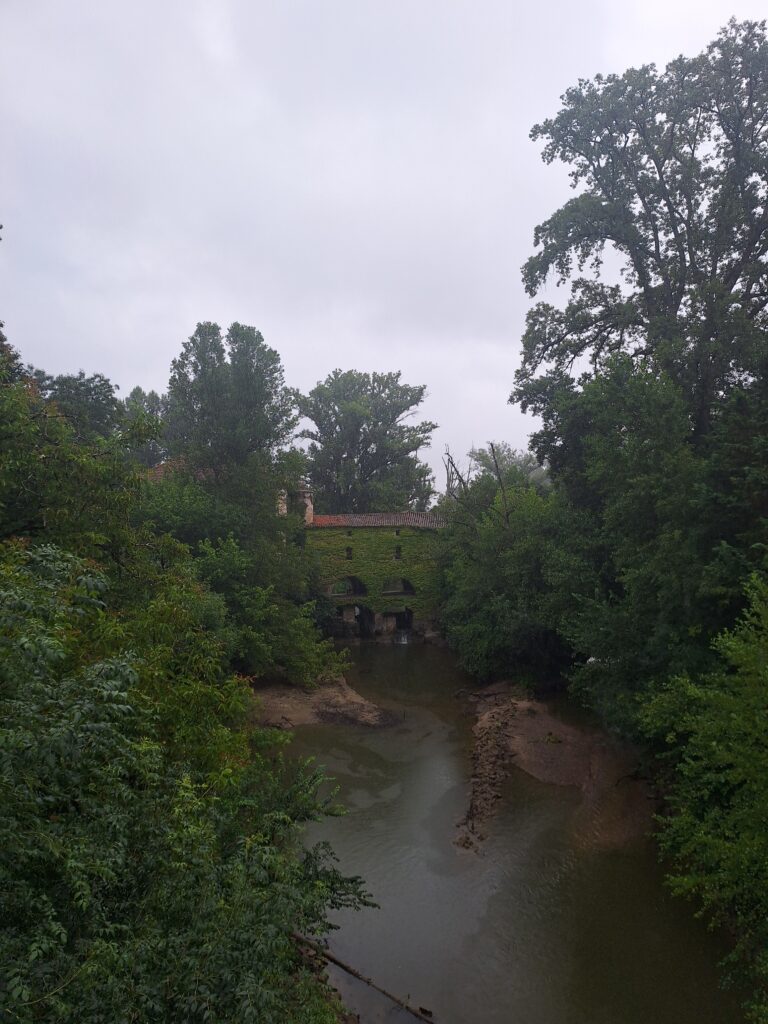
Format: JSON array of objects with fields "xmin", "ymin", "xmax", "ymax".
[{"xmin": 292, "ymin": 645, "xmax": 743, "ymax": 1024}]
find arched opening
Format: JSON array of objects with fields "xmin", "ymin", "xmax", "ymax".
[
  {"xmin": 395, "ymin": 608, "xmax": 413, "ymax": 631},
  {"xmin": 381, "ymin": 578, "xmax": 415, "ymax": 596},
  {"xmin": 334, "ymin": 603, "xmax": 375, "ymax": 638},
  {"xmin": 327, "ymin": 576, "xmax": 367, "ymax": 597}
]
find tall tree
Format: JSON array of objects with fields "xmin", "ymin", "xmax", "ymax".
[
  {"xmin": 503, "ymin": 18, "xmax": 768, "ymax": 723},
  {"xmin": 165, "ymin": 322, "xmax": 296, "ymax": 469},
  {"xmin": 122, "ymin": 385, "xmax": 165, "ymax": 467},
  {"xmin": 298, "ymin": 369, "xmax": 436, "ymax": 513},
  {"xmin": 514, "ymin": 18, "xmax": 768, "ymax": 439},
  {"xmin": 34, "ymin": 370, "xmax": 122, "ymax": 441},
  {"xmin": 0, "ymin": 321, "xmax": 24, "ymax": 385},
  {"xmin": 149, "ymin": 323, "xmax": 342, "ymax": 684}
]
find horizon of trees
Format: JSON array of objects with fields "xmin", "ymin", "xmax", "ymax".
[{"xmin": 17, "ymin": 327, "xmax": 439, "ymax": 514}]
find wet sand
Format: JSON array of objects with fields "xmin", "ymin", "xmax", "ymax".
[
  {"xmin": 253, "ymin": 677, "xmax": 397, "ymax": 729},
  {"xmin": 255, "ymin": 673, "xmax": 654, "ymax": 852},
  {"xmin": 456, "ymin": 681, "xmax": 654, "ymax": 850}
]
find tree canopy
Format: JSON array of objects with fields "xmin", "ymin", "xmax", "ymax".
[
  {"xmin": 165, "ymin": 322, "xmax": 296, "ymax": 469},
  {"xmin": 438, "ymin": 22, "xmax": 768, "ymax": 1012},
  {"xmin": 33, "ymin": 369, "xmax": 122, "ymax": 441},
  {"xmin": 298, "ymin": 368, "xmax": 436, "ymax": 513},
  {"xmin": 1, "ymin": 330, "xmax": 365, "ymax": 1024},
  {"xmin": 515, "ymin": 18, "xmax": 768, "ymax": 439},
  {"xmin": 122, "ymin": 385, "xmax": 165, "ymax": 467}
]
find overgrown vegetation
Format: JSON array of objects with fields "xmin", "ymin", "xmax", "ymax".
[
  {"xmin": 438, "ymin": 20, "xmax": 768, "ymax": 1018},
  {"xmin": 0, "ymin": 330, "xmax": 371, "ymax": 1023},
  {"xmin": 307, "ymin": 524, "xmax": 441, "ymax": 623},
  {"xmin": 5, "ymin": 14, "xmax": 768, "ymax": 1021}
]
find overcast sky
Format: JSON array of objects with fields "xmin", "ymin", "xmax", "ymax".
[{"xmin": 2, "ymin": 1, "xmax": 766, "ymax": 480}]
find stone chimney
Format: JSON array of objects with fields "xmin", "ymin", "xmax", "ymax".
[
  {"xmin": 296, "ymin": 487, "xmax": 314, "ymax": 526},
  {"xmin": 277, "ymin": 490, "xmax": 288, "ymax": 516}
]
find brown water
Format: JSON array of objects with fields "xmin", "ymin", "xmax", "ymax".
[{"xmin": 293, "ymin": 644, "xmax": 743, "ymax": 1024}]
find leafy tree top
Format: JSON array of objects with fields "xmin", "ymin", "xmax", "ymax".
[
  {"xmin": 515, "ymin": 18, "xmax": 768, "ymax": 437},
  {"xmin": 298, "ymin": 368, "xmax": 436, "ymax": 513},
  {"xmin": 33, "ymin": 369, "xmax": 122, "ymax": 440},
  {"xmin": 165, "ymin": 322, "xmax": 296, "ymax": 469}
]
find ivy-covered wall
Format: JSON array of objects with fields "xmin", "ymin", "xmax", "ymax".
[{"xmin": 306, "ymin": 525, "xmax": 441, "ymax": 622}]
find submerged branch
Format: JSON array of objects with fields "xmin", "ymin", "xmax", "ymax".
[{"xmin": 293, "ymin": 933, "xmax": 436, "ymax": 1023}]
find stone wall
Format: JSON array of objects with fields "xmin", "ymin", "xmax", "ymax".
[{"xmin": 306, "ymin": 524, "xmax": 441, "ymax": 638}]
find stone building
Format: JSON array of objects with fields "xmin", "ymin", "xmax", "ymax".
[{"xmin": 303, "ymin": 504, "xmax": 445, "ymax": 640}]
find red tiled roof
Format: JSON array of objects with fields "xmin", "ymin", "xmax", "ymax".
[
  {"xmin": 145, "ymin": 460, "xmax": 183, "ymax": 482},
  {"xmin": 310, "ymin": 512, "xmax": 445, "ymax": 529},
  {"xmin": 145, "ymin": 460, "xmax": 215, "ymax": 483}
]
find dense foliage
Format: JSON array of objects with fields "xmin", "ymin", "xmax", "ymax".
[
  {"xmin": 439, "ymin": 446, "xmax": 592, "ymax": 683},
  {"xmin": 517, "ymin": 18, "xmax": 768, "ymax": 439},
  {"xmin": 0, "ymin": 337, "xmax": 368, "ymax": 1023},
  {"xmin": 32, "ymin": 370, "xmax": 123, "ymax": 441},
  {"xmin": 439, "ymin": 20, "xmax": 768, "ymax": 1015},
  {"xmin": 297, "ymin": 369, "xmax": 436, "ymax": 513},
  {"xmin": 142, "ymin": 323, "xmax": 343, "ymax": 686},
  {"xmin": 6, "ymin": 16, "xmax": 768, "ymax": 1018},
  {"xmin": 165, "ymin": 322, "xmax": 297, "ymax": 466},
  {"xmin": 641, "ymin": 578, "xmax": 768, "ymax": 1021}
]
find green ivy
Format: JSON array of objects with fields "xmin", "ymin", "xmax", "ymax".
[{"xmin": 306, "ymin": 526, "xmax": 441, "ymax": 622}]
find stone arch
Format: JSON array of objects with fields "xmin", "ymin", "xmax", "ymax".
[
  {"xmin": 395, "ymin": 607, "xmax": 413, "ymax": 631},
  {"xmin": 381, "ymin": 577, "xmax": 415, "ymax": 596},
  {"xmin": 335, "ymin": 602, "xmax": 375, "ymax": 638},
  {"xmin": 327, "ymin": 576, "xmax": 368, "ymax": 597}
]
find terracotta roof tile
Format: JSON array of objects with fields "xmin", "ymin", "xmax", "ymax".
[
  {"xmin": 310, "ymin": 512, "xmax": 445, "ymax": 529},
  {"xmin": 145, "ymin": 460, "xmax": 214, "ymax": 483}
]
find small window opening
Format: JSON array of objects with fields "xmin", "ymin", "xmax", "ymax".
[
  {"xmin": 346, "ymin": 546, "xmax": 353, "ymax": 559},
  {"xmin": 346, "ymin": 529, "xmax": 353, "ymax": 536},
  {"xmin": 395, "ymin": 529, "xmax": 401, "ymax": 536},
  {"xmin": 394, "ymin": 545, "xmax": 402, "ymax": 560}
]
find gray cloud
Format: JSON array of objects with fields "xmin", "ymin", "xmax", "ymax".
[{"xmin": 2, "ymin": 0, "xmax": 765, "ymax": 480}]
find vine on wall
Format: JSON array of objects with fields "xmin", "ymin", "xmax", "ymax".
[{"xmin": 306, "ymin": 526, "xmax": 441, "ymax": 620}]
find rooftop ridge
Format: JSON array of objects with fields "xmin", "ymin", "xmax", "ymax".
[{"xmin": 309, "ymin": 511, "xmax": 445, "ymax": 529}]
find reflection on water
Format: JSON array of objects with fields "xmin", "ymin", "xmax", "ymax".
[{"xmin": 292, "ymin": 645, "xmax": 743, "ymax": 1024}]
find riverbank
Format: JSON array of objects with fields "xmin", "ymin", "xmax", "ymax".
[
  {"xmin": 253, "ymin": 677, "xmax": 397, "ymax": 729},
  {"xmin": 255, "ymin": 671, "xmax": 655, "ymax": 853},
  {"xmin": 286, "ymin": 645, "xmax": 742, "ymax": 1024},
  {"xmin": 456, "ymin": 681, "xmax": 655, "ymax": 850}
]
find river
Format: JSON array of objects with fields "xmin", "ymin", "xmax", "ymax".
[{"xmin": 292, "ymin": 644, "xmax": 743, "ymax": 1024}]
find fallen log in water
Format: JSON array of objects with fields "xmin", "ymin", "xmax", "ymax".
[{"xmin": 293, "ymin": 933, "xmax": 436, "ymax": 1023}]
